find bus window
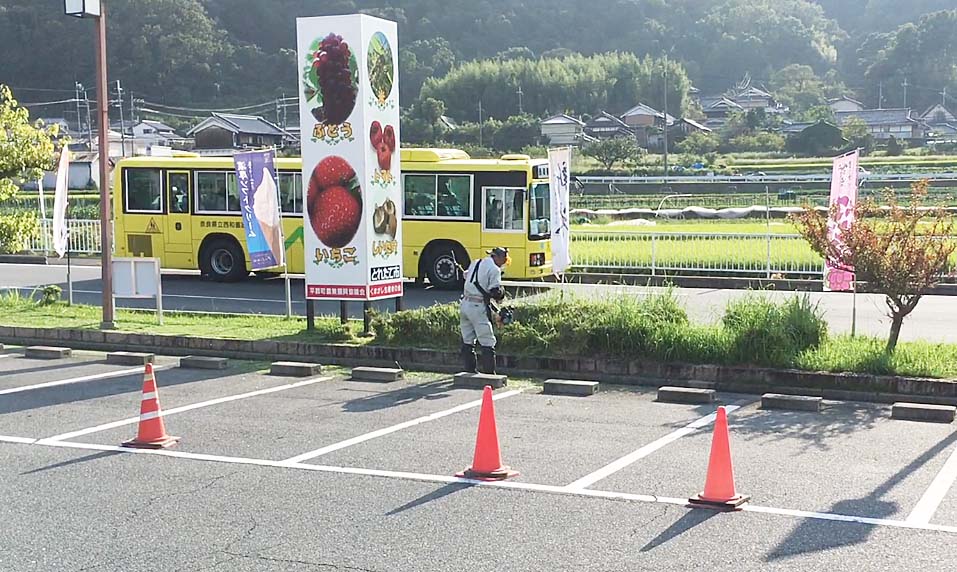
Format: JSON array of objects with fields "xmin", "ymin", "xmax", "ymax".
[
  {"xmin": 404, "ymin": 173, "xmax": 472, "ymax": 219},
  {"xmin": 168, "ymin": 173, "xmax": 190, "ymax": 214},
  {"xmin": 125, "ymin": 168, "xmax": 163, "ymax": 213},
  {"xmin": 437, "ymin": 175, "xmax": 470, "ymax": 217},
  {"xmin": 279, "ymin": 173, "xmax": 302, "ymax": 214},
  {"xmin": 529, "ymin": 183, "xmax": 551, "ymax": 238},
  {"xmin": 484, "ymin": 187, "xmax": 524, "ymax": 231},
  {"xmin": 196, "ymin": 171, "xmax": 241, "ymax": 213}
]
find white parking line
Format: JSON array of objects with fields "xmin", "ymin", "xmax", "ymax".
[
  {"xmin": 283, "ymin": 389, "xmax": 524, "ymax": 464},
  {"xmin": 3, "ymin": 435, "xmax": 956, "ymax": 535},
  {"xmin": 40, "ymin": 376, "xmax": 333, "ymax": 442},
  {"xmin": 0, "ymin": 365, "xmax": 172, "ymax": 396},
  {"xmin": 907, "ymin": 443, "xmax": 957, "ymax": 525},
  {"xmin": 564, "ymin": 405, "xmax": 742, "ymax": 491}
]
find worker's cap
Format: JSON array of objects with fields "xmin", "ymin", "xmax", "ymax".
[{"xmin": 487, "ymin": 247, "xmax": 509, "ymax": 257}]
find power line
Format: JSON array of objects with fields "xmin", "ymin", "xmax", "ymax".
[{"xmin": 139, "ymin": 99, "xmax": 280, "ymax": 113}]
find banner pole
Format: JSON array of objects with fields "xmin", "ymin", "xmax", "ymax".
[
  {"xmin": 67, "ymin": 247, "xmax": 73, "ymax": 306},
  {"xmin": 851, "ymin": 282, "xmax": 858, "ymax": 338},
  {"xmin": 284, "ymin": 263, "xmax": 292, "ymax": 318}
]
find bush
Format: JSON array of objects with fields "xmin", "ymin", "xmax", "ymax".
[
  {"xmin": 722, "ymin": 294, "xmax": 827, "ymax": 366},
  {"xmin": 38, "ymin": 284, "xmax": 61, "ymax": 306},
  {"xmin": 0, "ymin": 211, "xmax": 40, "ymax": 254}
]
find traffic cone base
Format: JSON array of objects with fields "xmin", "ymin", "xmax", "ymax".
[
  {"xmin": 122, "ymin": 434, "xmax": 180, "ymax": 450},
  {"xmin": 688, "ymin": 493, "xmax": 751, "ymax": 511},
  {"xmin": 455, "ymin": 466, "xmax": 519, "ymax": 481}
]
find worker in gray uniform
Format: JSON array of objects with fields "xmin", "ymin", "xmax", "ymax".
[{"xmin": 460, "ymin": 247, "xmax": 509, "ymax": 374}]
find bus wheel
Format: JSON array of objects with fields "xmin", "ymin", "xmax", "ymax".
[
  {"xmin": 425, "ymin": 245, "xmax": 467, "ymax": 290},
  {"xmin": 202, "ymin": 239, "xmax": 248, "ymax": 282}
]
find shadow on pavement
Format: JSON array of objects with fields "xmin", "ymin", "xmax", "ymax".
[
  {"xmin": 22, "ymin": 450, "xmax": 122, "ymax": 475},
  {"xmin": 341, "ymin": 379, "xmax": 456, "ymax": 413},
  {"xmin": 0, "ymin": 363, "xmax": 264, "ymax": 415},
  {"xmin": 766, "ymin": 430, "xmax": 957, "ymax": 561},
  {"xmin": 0, "ymin": 359, "xmax": 110, "ymax": 378},
  {"xmin": 640, "ymin": 509, "xmax": 721, "ymax": 552},
  {"xmin": 386, "ymin": 482, "xmax": 475, "ymax": 516},
  {"xmin": 730, "ymin": 402, "xmax": 885, "ymax": 452}
]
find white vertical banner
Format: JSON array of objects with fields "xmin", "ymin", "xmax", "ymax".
[
  {"xmin": 52, "ymin": 148, "xmax": 71, "ymax": 258},
  {"xmin": 297, "ymin": 14, "xmax": 402, "ymax": 301},
  {"xmin": 548, "ymin": 147, "xmax": 572, "ymax": 275}
]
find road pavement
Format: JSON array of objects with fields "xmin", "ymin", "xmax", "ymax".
[{"xmin": 2, "ymin": 349, "xmax": 957, "ymax": 571}]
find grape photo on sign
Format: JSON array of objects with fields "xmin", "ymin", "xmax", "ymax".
[
  {"xmin": 302, "ymin": 33, "xmax": 359, "ymax": 128},
  {"xmin": 307, "ymin": 155, "xmax": 363, "ymax": 254},
  {"xmin": 367, "ymin": 31, "xmax": 394, "ymax": 107}
]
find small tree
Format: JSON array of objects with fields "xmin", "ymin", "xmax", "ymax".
[
  {"xmin": 582, "ymin": 137, "xmax": 640, "ymax": 171},
  {"xmin": 676, "ymin": 131, "xmax": 720, "ymax": 155},
  {"xmin": 886, "ymin": 135, "xmax": 904, "ymax": 156},
  {"xmin": 0, "ymin": 85, "xmax": 59, "ymax": 254},
  {"xmin": 417, "ymin": 97, "xmax": 447, "ymax": 140},
  {"xmin": 793, "ymin": 181, "xmax": 955, "ymax": 353},
  {"xmin": 842, "ymin": 117, "xmax": 872, "ymax": 152}
]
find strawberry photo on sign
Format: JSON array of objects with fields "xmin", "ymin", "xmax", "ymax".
[{"xmin": 307, "ymin": 156, "xmax": 362, "ymax": 250}]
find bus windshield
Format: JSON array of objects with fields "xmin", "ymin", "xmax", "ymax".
[{"xmin": 529, "ymin": 182, "xmax": 551, "ymax": 239}]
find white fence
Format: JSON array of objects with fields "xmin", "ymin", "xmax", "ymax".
[
  {"xmin": 29, "ymin": 219, "xmax": 827, "ymax": 277},
  {"xmin": 30, "ymin": 219, "xmax": 104, "ymax": 254}
]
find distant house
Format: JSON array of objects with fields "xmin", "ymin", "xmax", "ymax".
[
  {"xmin": 584, "ymin": 111, "xmax": 633, "ymax": 140},
  {"xmin": 37, "ymin": 117, "xmax": 73, "ymax": 139},
  {"xmin": 920, "ymin": 104, "xmax": 957, "ymax": 126},
  {"xmin": 132, "ymin": 120, "xmax": 178, "ymax": 143},
  {"xmin": 187, "ymin": 112, "xmax": 288, "ymax": 154},
  {"xmin": 733, "ymin": 87, "xmax": 780, "ymax": 112},
  {"xmin": 674, "ymin": 118, "xmax": 712, "ymax": 138},
  {"xmin": 835, "ymin": 108, "xmax": 927, "ymax": 141},
  {"xmin": 698, "ymin": 97, "xmax": 744, "ymax": 128},
  {"xmin": 621, "ymin": 103, "xmax": 674, "ymax": 148},
  {"xmin": 540, "ymin": 114, "xmax": 592, "ymax": 146},
  {"xmin": 829, "ymin": 96, "xmax": 865, "ymax": 113},
  {"xmin": 439, "ymin": 115, "xmax": 459, "ymax": 131},
  {"xmin": 786, "ymin": 120, "xmax": 847, "ymax": 156}
]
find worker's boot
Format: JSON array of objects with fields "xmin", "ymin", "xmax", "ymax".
[
  {"xmin": 479, "ymin": 346, "xmax": 497, "ymax": 375},
  {"xmin": 461, "ymin": 343, "xmax": 477, "ymax": 373}
]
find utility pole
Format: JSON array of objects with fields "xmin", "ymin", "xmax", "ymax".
[
  {"xmin": 662, "ymin": 64, "xmax": 669, "ymax": 180},
  {"xmin": 83, "ymin": 86, "xmax": 93, "ymax": 150},
  {"xmin": 878, "ymin": 81, "xmax": 884, "ymax": 109},
  {"xmin": 902, "ymin": 78, "xmax": 909, "ymax": 109},
  {"xmin": 943, "ymin": 87, "xmax": 948, "ymax": 108},
  {"xmin": 478, "ymin": 100, "xmax": 484, "ymax": 147},
  {"xmin": 74, "ymin": 81, "xmax": 83, "ymax": 141},
  {"xmin": 517, "ymin": 85, "xmax": 524, "ymax": 115},
  {"xmin": 114, "ymin": 80, "xmax": 126, "ymax": 157}
]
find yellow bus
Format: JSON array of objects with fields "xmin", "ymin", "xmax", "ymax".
[{"xmin": 113, "ymin": 148, "xmax": 553, "ymax": 288}]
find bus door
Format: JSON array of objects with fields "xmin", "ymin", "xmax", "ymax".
[
  {"xmin": 165, "ymin": 171, "xmax": 194, "ymax": 265},
  {"xmin": 481, "ymin": 186, "xmax": 527, "ymax": 277}
]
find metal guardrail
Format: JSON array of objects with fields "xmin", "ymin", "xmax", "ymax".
[
  {"xmin": 30, "ymin": 219, "xmax": 104, "ymax": 254},
  {"xmin": 577, "ymin": 172, "xmax": 957, "ymax": 185},
  {"xmin": 571, "ymin": 231, "xmax": 824, "ymax": 278}
]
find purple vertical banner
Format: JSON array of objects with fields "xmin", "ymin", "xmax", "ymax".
[{"xmin": 234, "ymin": 150, "xmax": 284, "ymax": 270}]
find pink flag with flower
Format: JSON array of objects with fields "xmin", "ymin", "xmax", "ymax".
[{"xmin": 824, "ymin": 150, "xmax": 860, "ymax": 292}]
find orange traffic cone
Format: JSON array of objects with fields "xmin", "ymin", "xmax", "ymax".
[
  {"xmin": 689, "ymin": 406, "xmax": 749, "ymax": 510},
  {"xmin": 122, "ymin": 363, "xmax": 179, "ymax": 449},
  {"xmin": 455, "ymin": 385, "xmax": 518, "ymax": 481}
]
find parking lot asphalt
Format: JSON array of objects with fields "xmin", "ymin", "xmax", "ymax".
[{"xmin": 2, "ymin": 345, "xmax": 957, "ymax": 571}]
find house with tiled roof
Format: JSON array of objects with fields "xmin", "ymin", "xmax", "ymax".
[
  {"xmin": 188, "ymin": 113, "xmax": 289, "ymax": 154},
  {"xmin": 834, "ymin": 108, "xmax": 927, "ymax": 141}
]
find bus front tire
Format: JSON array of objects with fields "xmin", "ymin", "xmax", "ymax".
[
  {"xmin": 201, "ymin": 239, "xmax": 248, "ymax": 283},
  {"xmin": 425, "ymin": 245, "xmax": 467, "ymax": 290}
]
